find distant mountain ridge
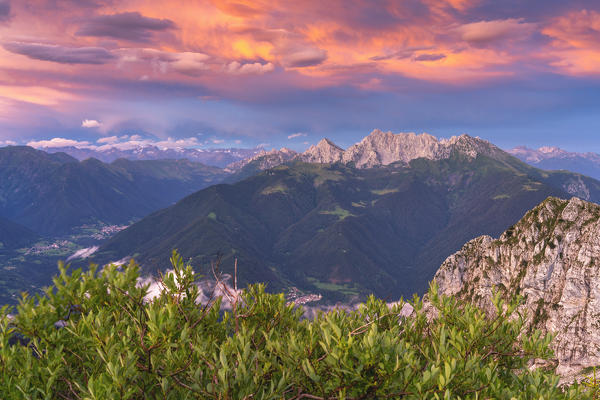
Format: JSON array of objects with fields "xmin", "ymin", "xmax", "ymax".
[
  {"xmin": 35, "ymin": 145, "xmax": 265, "ymax": 168},
  {"xmin": 0, "ymin": 146, "xmax": 227, "ymax": 235},
  {"xmin": 509, "ymin": 146, "xmax": 600, "ymax": 181},
  {"xmin": 301, "ymin": 130, "xmax": 507, "ymax": 167},
  {"xmin": 227, "ymin": 131, "xmax": 599, "ymax": 201},
  {"xmin": 227, "ymin": 130, "xmax": 510, "ymax": 174},
  {"xmin": 92, "ymin": 130, "xmax": 600, "ymax": 302}
]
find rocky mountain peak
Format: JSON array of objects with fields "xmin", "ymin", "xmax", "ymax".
[
  {"xmin": 301, "ymin": 138, "xmax": 344, "ymax": 164},
  {"xmin": 225, "ymin": 147, "xmax": 298, "ymax": 172},
  {"xmin": 229, "ymin": 130, "xmax": 514, "ymax": 173},
  {"xmin": 338, "ymin": 130, "xmax": 503, "ymax": 168},
  {"xmin": 539, "ymin": 146, "xmax": 562, "ymax": 154},
  {"xmin": 441, "ymin": 133, "xmax": 504, "ymax": 160},
  {"xmin": 340, "ymin": 130, "xmax": 443, "ymax": 168},
  {"xmin": 433, "ymin": 196, "xmax": 600, "ymax": 381}
]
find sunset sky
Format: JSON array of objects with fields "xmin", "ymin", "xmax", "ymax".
[{"xmin": 0, "ymin": 0, "xmax": 599, "ymax": 151}]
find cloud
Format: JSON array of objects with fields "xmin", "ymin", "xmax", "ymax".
[
  {"xmin": 76, "ymin": 12, "xmax": 176, "ymax": 42},
  {"xmin": 458, "ymin": 19, "xmax": 536, "ymax": 46},
  {"xmin": 225, "ymin": 61, "xmax": 274, "ymax": 75},
  {"xmin": 414, "ymin": 53, "xmax": 446, "ymax": 61},
  {"xmin": 27, "ymin": 138, "xmax": 92, "ymax": 148},
  {"xmin": 370, "ymin": 46, "xmax": 435, "ymax": 61},
  {"xmin": 280, "ymin": 47, "xmax": 328, "ymax": 68},
  {"xmin": 154, "ymin": 137, "xmax": 202, "ymax": 148},
  {"xmin": 96, "ymin": 136, "xmax": 202, "ymax": 151},
  {"xmin": 3, "ymin": 42, "xmax": 116, "ymax": 64},
  {"xmin": 96, "ymin": 135, "xmax": 119, "ymax": 144},
  {"xmin": 543, "ymin": 10, "xmax": 600, "ymax": 49},
  {"xmin": 0, "ymin": 139, "xmax": 16, "ymax": 146},
  {"xmin": 212, "ymin": 1, "xmax": 264, "ymax": 18},
  {"xmin": 0, "ymin": 1, "xmax": 10, "ymax": 22},
  {"xmin": 170, "ymin": 52, "xmax": 211, "ymax": 75},
  {"xmin": 540, "ymin": 10, "xmax": 600, "ymax": 75},
  {"xmin": 82, "ymin": 119, "xmax": 101, "ymax": 128},
  {"xmin": 230, "ymin": 26, "xmax": 327, "ymax": 68},
  {"xmin": 28, "ymin": 135, "xmax": 204, "ymax": 151},
  {"xmin": 118, "ymin": 48, "xmax": 211, "ymax": 75},
  {"xmin": 287, "ymin": 132, "xmax": 307, "ymax": 139}
]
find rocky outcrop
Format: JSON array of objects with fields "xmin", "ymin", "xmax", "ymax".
[
  {"xmin": 562, "ymin": 176, "xmax": 591, "ymax": 201},
  {"xmin": 433, "ymin": 196, "xmax": 600, "ymax": 380}
]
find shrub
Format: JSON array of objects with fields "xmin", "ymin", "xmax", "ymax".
[{"xmin": 0, "ymin": 252, "xmax": 589, "ymax": 399}]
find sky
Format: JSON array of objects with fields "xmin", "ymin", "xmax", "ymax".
[{"xmin": 0, "ymin": 0, "xmax": 599, "ymax": 152}]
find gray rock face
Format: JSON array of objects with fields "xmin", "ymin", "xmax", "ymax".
[
  {"xmin": 341, "ymin": 130, "xmax": 444, "ymax": 168},
  {"xmin": 563, "ymin": 176, "xmax": 591, "ymax": 201},
  {"xmin": 338, "ymin": 129, "xmax": 505, "ymax": 168},
  {"xmin": 433, "ymin": 196, "xmax": 600, "ymax": 380}
]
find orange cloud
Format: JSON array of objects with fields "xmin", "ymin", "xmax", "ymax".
[
  {"xmin": 0, "ymin": 84, "xmax": 80, "ymax": 107},
  {"xmin": 542, "ymin": 10, "xmax": 600, "ymax": 76},
  {"xmin": 0, "ymin": 0, "xmax": 598, "ymax": 111}
]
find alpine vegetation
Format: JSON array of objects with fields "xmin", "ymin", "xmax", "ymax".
[{"xmin": 0, "ymin": 252, "xmax": 589, "ymax": 399}]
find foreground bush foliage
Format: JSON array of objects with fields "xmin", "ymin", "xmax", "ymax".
[{"xmin": 0, "ymin": 252, "xmax": 589, "ymax": 399}]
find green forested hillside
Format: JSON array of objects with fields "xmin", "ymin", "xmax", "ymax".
[
  {"xmin": 0, "ymin": 146, "xmax": 227, "ymax": 235},
  {"xmin": 94, "ymin": 151, "xmax": 597, "ymax": 301},
  {"xmin": 0, "ymin": 217, "xmax": 38, "ymax": 250}
]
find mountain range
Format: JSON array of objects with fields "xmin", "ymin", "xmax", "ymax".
[
  {"xmin": 0, "ymin": 146, "xmax": 227, "ymax": 235},
  {"xmin": 227, "ymin": 130, "xmax": 508, "ymax": 171},
  {"xmin": 91, "ymin": 131, "xmax": 600, "ymax": 302},
  {"xmin": 509, "ymin": 146, "xmax": 600, "ymax": 181},
  {"xmin": 40, "ymin": 145, "xmax": 264, "ymax": 167}
]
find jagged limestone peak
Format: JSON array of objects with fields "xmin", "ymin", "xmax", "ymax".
[
  {"xmin": 433, "ymin": 196, "xmax": 600, "ymax": 381},
  {"xmin": 301, "ymin": 138, "xmax": 344, "ymax": 163},
  {"xmin": 340, "ymin": 130, "xmax": 441, "ymax": 168},
  {"xmin": 232, "ymin": 130, "xmax": 515, "ymax": 172},
  {"xmin": 338, "ymin": 130, "xmax": 506, "ymax": 168}
]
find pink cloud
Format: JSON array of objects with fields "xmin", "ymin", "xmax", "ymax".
[
  {"xmin": 27, "ymin": 137, "xmax": 93, "ymax": 148},
  {"xmin": 82, "ymin": 119, "xmax": 101, "ymax": 128},
  {"xmin": 457, "ymin": 19, "xmax": 537, "ymax": 46}
]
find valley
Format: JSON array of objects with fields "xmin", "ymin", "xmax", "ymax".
[
  {"xmin": 0, "ymin": 221, "xmax": 129, "ymax": 304},
  {"xmin": 5, "ymin": 131, "xmax": 600, "ymax": 306}
]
